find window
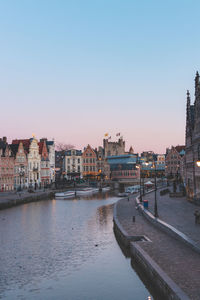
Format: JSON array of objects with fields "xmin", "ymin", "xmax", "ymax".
[
  {"xmin": 78, "ymin": 158, "xmax": 80, "ymax": 164},
  {"xmin": 90, "ymin": 166, "xmax": 92, "ymax": 171}
]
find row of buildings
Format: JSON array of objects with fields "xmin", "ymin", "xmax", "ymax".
[
  {"xmin": 59, "ymin": 136, "xmax": 185, "ymax": 183},
  {"xmin": 0, "ymin": 132, "xmax": 186, "ymax": 191},
  {"xmin": 0, "ymin": 136, "xmax": 55, "ymax": 191}
]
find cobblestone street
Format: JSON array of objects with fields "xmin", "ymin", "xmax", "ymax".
[
  {"xmin": 144, "ymin": 188, "xmax": 200, "ymax": 247},
  {"xmin": 116, "ymin": 194, "xmax": 200, "ymax": 300}
]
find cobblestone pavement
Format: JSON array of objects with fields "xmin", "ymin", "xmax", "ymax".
[
  {"xmin": 143, "ymin": 188, "xmax": 200, "ymax": 248},
  {"xmin": 116, "ymin": 196, "xmax": 200, "ymax": 300}
]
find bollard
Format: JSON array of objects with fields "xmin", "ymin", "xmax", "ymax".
[{"xmin": 132, "ymin": 216, "xmax": 135, "ymax": 222}]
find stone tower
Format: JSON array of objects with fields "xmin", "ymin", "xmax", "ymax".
[{"xmin": 103, "ymin": 137, "xmax": 125, "ymax": 157}]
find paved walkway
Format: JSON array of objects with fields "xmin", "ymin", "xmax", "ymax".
[
  {"xmin": 144, "ymin": 188, "xmax": 200, "ymax": 248},
  {"xmin": 116, "ymin": 195, "xmax": 200, "ymax": 300}
]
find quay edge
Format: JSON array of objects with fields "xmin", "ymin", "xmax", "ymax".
[
  {"xmin": 113, "ymin": 199, "xmax": 190, "ymax": 300},
  {"xmin": 0, "ymin": 191, "xmax": 55, "ymax": 210}
]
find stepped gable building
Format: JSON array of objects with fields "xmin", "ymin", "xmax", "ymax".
[
  {"xmin": 0, "ymin": 137, "xmax": 14, "ymax": 191},
  {"xmin": 39, "ymin": 140, "xmax": 50, "ymax": 186},
  {"xmin": 185, "ymin": 71, "xmax": 200, "ymax": 199},
  {"xmin": 45, "ymin": 139, "xmax": 55, "ymax": 183},
  {"xmin": 10, "ymin": 141, "xmax": 28, "ymax": 189},
  {"xmin": 103, "ymin": 137, "xmax": 125, "ymax": 157},
  {"xmin": 165, "ymin": 146, "xmax": 185, "ymax": 177},
  {"xmin": 13, "ymin": 137, "xmax": 41, "ymax": 187},
  {"xmin": 82, "ymin": 145, "xmax": 97, "ymax": 179}
]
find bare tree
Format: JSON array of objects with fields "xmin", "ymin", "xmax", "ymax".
[{"xmin": 56, "ymin": 142, "xmax": 75, "ymax": 152}]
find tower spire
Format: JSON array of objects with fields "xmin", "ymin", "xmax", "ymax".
[
  {"xmin": 186, "ymin": 90, "xmax": 191, "ymax": 125},
  {"xmin": 195, "ymin": 71, "xmax": 200, "ymax": 97}
]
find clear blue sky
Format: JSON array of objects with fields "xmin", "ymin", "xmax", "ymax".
[{"xmin": 1, "ymin": 0, "xmax": 200, "ymax": 153}]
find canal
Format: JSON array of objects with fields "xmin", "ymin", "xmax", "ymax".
[{"xmin": 0, "ymin": 192, "xmax": 154, "ymax": 300}]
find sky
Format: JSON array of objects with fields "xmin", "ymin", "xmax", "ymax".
[{"xmin": 1, "ymin": 0, "xmax": 200, "ymax": 154}]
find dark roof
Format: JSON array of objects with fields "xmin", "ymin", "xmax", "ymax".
[
  {"xmin": 9, "ymin": 144, "xmax": 19, "ymax": 157},
  {"xmin": 175, "ymin": 145, "xmax": 185, "ymax": 153},
  {"xmin": 0, "ymin": 141, "xmax": 7, "ymax": 155},
  {"xmin": 12, "ymin": 139, "xmax": 30, "ymax": 153},
  {"xmin": 46, "ymin": 141, "xmax": 54, "ymax": 146},
  {"xmin": 65, "ymin": 149, "xmax": 82, "ymax": 156}
]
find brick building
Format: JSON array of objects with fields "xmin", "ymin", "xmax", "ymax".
[
  {"xmin": 10, "ymin": 141, "xmax": 28, "ymax": 189},
  {"xmin": 0, "ymin": 137, "xmax": 14, "ymax": 191},
  {"xmin": 165, "ymin": 146, "xmax": 185, "ymax": 177},
  {"xmin": 39, "ymin": 140, "xmax": 50, "ymax": 186},
  {"xmin": 82, "ymin": 145, "xmax": 97, "ymax": 179}
]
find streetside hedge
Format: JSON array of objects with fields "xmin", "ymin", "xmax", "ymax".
[{"xmin": 160, "ymin": 189, "xmax": 170, "ymax": 196}]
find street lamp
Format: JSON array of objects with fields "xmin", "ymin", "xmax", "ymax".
[
  {"xmin": 152, "ymin": 162, "xmax": 159, "ymax": 218},
  {"xmin": 98, "ymin": 169, "xmax": 103, "ymax": 191},
  {"xmin": 136, "ymin": 165, "xmax": 142, "ymax": 202}
]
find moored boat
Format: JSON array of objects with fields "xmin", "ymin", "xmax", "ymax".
[
  {"xmin": 55, "ymin": 191, "xmax": 75, "ymax": 198},
  {"xmin": 76, "ymin": 188, "xmax": 99, "ymax": 195}
]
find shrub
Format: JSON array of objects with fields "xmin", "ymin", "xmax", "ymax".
[{"xmin": 160, "ymin": 189, "xmax": 170, "ymax": 196}]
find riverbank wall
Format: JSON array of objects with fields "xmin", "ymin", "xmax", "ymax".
[
  {"xmin": 113, "ymin": 199, "xmax": 190, "ymax": 300},
  {"xmin": 0, "ymin": 191, "xmax": 55, "ymax": 210}
]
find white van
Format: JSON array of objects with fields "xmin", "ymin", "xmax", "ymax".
[{"xmin": 125, "ymin": 185, "xmax": 140, "ymax": 194}]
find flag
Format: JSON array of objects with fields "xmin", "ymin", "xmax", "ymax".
[
  {"xmin": 104, "ymin": 133, "xmax": 109, "ymax": 137},
  {"xmin": 116, "ymin": 132, "xmax": 120, "ymax": 136}
]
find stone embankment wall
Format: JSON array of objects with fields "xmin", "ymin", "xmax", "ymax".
[
  {"xmin": 0, "ymin": 192, "xmax": 55, "ymax": 210},
  {"xmin": 113, "ymin": 200, "xmax": 190, "ymax": 300}
]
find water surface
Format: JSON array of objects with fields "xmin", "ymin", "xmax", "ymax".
[{"xmin": 0, "ymin": 192, "xmax": 153, "ymax": 299}]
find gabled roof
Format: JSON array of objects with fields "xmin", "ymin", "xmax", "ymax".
[
  {"xmin": 0, "ymin": 140, "xmax": 7, "ymax": 155},
  {"xmin": 9, "ymin": 144, "xmax": 19, "ymax": 157},
  {"xmin": 12, "ymin": 139, "xmax": 30, "ymax": 153},
  {"xmin": 38, "ymin": 141, "xmax": 44, "ymax": 155},
  {"xmin": 175, "ymin": 145, "xmax": 185, "ymax": 154}
]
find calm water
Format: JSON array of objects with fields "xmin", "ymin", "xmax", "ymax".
[{"xmin": 0, "ymin": 192, "xmax": 154, "ymax": 300}]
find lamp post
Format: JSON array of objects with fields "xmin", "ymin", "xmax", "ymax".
[
  {"xmin": 98, "ymin": 169, "xmax": 103, "ymax": 191},
  {"xmin": 153, "ymin": 162, "xmax": 158, "ymax": 218},
  {"xmin": 136, "ymin": 165, "xmax": 142, "ymax": 202}
]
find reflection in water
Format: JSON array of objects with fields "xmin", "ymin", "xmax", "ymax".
[{"xmin": 0, "ymin": 193, "xmax": 153, "ymax": 300}]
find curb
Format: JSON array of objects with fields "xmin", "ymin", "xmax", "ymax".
[
  {"xmin": 136, "ymin": 193, "xmax": 200, "ymax": 255},
  {"xmin": 113, "ymin": 199, "xmax": 190, "ymax": 300}
]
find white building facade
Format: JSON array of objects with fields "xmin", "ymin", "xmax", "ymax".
[
  {"xmin": 64, "ymin": 149, "xmax": 82, "ymax": 179},
  {"xmin": 28, "ymin": 137, "xmax": 41, "ymax": 188}
]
